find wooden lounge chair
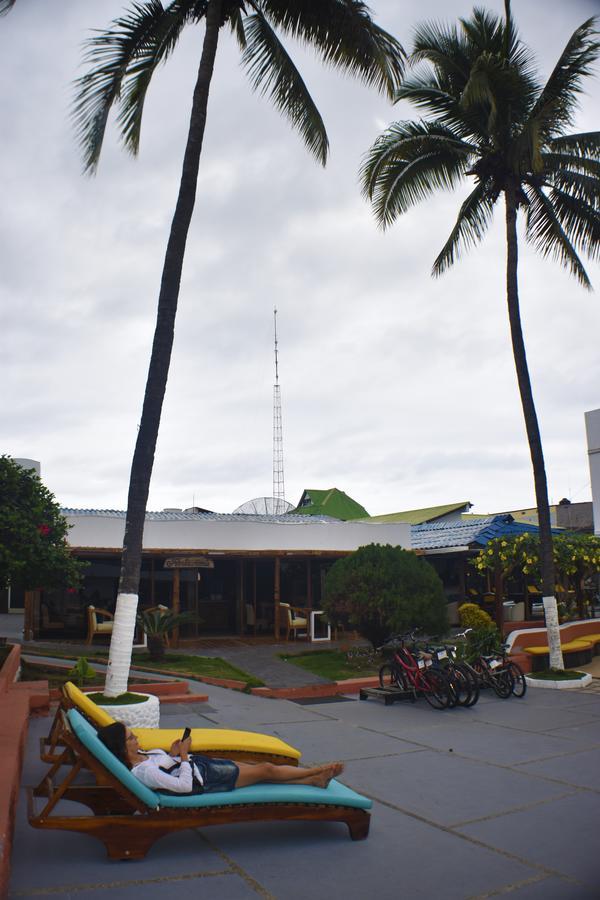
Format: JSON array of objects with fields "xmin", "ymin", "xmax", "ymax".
[
  {"xmin": 41, "ymin": 682, "xmax": 301, "ymax": 766},
  {"xmin": 29, "ymin": 710, "xmax": 371, "ymax": 859}
]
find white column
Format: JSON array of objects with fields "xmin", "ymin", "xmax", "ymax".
[{"xmin": 585, "ymin": 408, "xmax": 600, "ymax": 536}]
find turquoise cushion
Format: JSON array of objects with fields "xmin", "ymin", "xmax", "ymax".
[
  {"xmin": 67, "ymin": 709, "xmax": 372, "ymax": 812},
  {"xmin": 156, "ymin": 778, "xmax": 372, "ymax": 810},
  {"xmin": 67, "ymin": 709, "xmax": 161, "ymax": 810}
]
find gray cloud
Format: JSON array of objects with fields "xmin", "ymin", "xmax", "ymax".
[{"xmin": 1, "ymin": 0, "xmax": 599, "ymax": 521}]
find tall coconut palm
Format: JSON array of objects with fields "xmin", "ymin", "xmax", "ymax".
[
  {"xmin": 73, "ymin": 0, "xmax": 405, "ymax": 696},
  {"xmin": 361, "ymin": 1, "xmax": 599, "ymax": 670}
]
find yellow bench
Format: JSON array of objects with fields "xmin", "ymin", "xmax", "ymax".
[
  {"xmin": 42, "ymin": 682, "xmax": 301, "ymax": 765},
  {"xmin": 522, "ymin": 638, "xmax": 594, "ymax": 671}
]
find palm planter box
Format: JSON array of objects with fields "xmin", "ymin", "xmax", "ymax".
[{"xmin": 90, "ymin": 691, "xmax": 161, "ymax": 727}]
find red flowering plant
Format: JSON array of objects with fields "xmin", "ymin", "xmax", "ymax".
[{"xmin": 0, "ymin": 456, "xmax": 85, "ymax": 592}]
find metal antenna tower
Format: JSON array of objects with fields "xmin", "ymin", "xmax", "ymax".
[{"xmin": 272, "ymin": 307, "xmax": 285, "ymax": 510}]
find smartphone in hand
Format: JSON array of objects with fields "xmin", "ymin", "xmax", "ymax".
[{"xmin": 181, "ymin": 727, "xmax": 191, "ymax": 742}]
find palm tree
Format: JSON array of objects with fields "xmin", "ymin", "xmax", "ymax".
[
  {"xmin": 361, "ymin": 1, "xmax": 599, "ymax": 670},
  {"xmin": 74, "ymin": 0, "xmax": 405, "ymax": 697}
]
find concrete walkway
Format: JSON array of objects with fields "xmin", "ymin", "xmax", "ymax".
[{"xmin": 10, "ymin": 674, "xmax": 600, "ymax": 898}]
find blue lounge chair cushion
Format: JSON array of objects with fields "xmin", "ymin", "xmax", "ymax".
[
  {"xmin": 67, "ymin": 709, "xmax": 372, "ymax": 812},
  {"xmin": 156, "ymin": 779, "xmax": 372, "ymax": 809}
]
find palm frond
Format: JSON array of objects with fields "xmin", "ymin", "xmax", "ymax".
[
  {"xmin": 0, "ymin": 0, "xmax": 16, "ymax": 15},
  {"xmin": 548, "ymin": 168, "xmax": 600, "ymax": 209},
  {"xmin": 544, "ymin": 151, "xmax": 600, "ymax": 181},
  {"xmin": 230, "ymin": 5, "xmax": 247, "ymax": 48},
  {"xmin": 432, "ymin": 179, "xmax": 496, "ymax": 275},
  {"xmin": 549, "ymin": 131, "xmax": 600, "ymax": 159},
  {"xmin": 523, "ymin": 184, "xmax": 592, "ymax": 288},
  {"xmin": 525, "ymin": 18, "xmax": 600, "ymax": 140},
  {"xmin": 257, "ymin": 0, "xmax": 405, "ymax": 98},
  {"xmin": 546, "ymin": 185, "xmax": 600, "ymax": 260},
  {"xmin": 395, "ymin": 77, "xmax": 479, "ymax": 141},
  {"xmin": 73, "ymin": 0, "xmax": 197, "ymax": 172},
  {"xmin": 411, "ymin": 18, "xmax": 471, "ymax": 85},
  {"xmin": 241, "ymin": 11, "xmax": 328, "ymax": 164},
  {"xmin": 361, "ymin": 120, "xmax": 474, "ymax": 228}
]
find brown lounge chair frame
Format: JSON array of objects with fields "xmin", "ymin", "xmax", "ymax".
[
  {"xmin": 41, "ymin": 685, "xmax": 299, "ymax": 766},
  {"xmin": 29, "ymin": 713, "xmax": 370, "ymax": 859}
]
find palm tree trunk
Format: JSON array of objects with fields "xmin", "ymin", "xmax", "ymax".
[
  {"xmin": 504, "ymin": 186, "xmax": 564, "ymax": 670},
  {"xmin": 104, "ymin": 0, "xmax": 223, "ymax": 697}
]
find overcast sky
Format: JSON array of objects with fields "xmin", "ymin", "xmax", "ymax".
[{"xmin": 1, "ymin": 0, "xmax": 599, "ymax": 519}]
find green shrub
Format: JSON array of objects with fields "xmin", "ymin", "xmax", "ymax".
[
  {"xmin": 464, "ymin": 624, "xmax": 502, "ymax": 661},
  {"xmin": 458, "ymin": 602, "xmax": 493, "ymax": 630},
  {"xmin": 322, "ymin": 543, "xmax": 448, "ymax": 649},
  {"xmin": 67, "ymin": 656, "xmax": 97, "ymax": 688}
]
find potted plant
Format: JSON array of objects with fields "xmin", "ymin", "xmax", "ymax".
[{"xmin": 136, "ymin": 607, "xmax": 197, "ymax": 662}]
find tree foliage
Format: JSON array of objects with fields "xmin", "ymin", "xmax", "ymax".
[
  {"xmin": 471, "ymin": 532, "xmax": 600, "ymax": 583},
  {"xmin": 323, "ymin": 543, "xmax": 448, "ymax": 648},
  {"xmin": 361, "ymin": 5, "xmax": 600, "ymax": 282},
  {"xmin": 0, "ymin": 456, "xmax": 84, "ymax": 591}
]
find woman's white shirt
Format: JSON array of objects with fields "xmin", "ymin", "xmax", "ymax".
[{"xmin": 131, "ymin": 750, "xmax": 203, "ymax": 793}]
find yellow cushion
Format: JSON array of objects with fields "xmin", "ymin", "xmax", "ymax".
[
  {"xmin": 64, "ymin": 682, "xmax": 301, "ymax": 760},
  {"xmin": 64, "ymin": 681, "xmax": 114, "ymax": 728},
  {"xmin": 523, "ymin": 639, "xmax": 592, "ymax": 655},
  {"xmin": 134, "ymin": 728, "xmax": 301, "ymax": 759}
]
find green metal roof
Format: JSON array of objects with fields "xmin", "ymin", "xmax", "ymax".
[
  {"xmin": 292, "ymin": 488, "xmax": 369, "ymax": 521},
  {"xmin": 366, "ymin": 502, "xmax": 472, "ymax": 525}
]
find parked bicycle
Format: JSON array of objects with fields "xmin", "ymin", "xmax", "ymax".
[
  {"xmin": 378, "ymin": 632, "xmax": 454, "ymax": 709},
  {"xmin": 459, "ymin": 627, "xmax": 526, "ymax": 699},
  {"xmin": 416, "ymin": 636, "xmax": 480, "ymax": 707}
]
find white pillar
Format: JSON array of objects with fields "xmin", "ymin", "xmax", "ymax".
[{"xmin": 585, "ymin": 409, "xmax": 600, "ymax": 536}]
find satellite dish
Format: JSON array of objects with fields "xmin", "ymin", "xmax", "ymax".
[{"xmin": 232, "ymin": 497, "xmax": 295, "ymax": 515}]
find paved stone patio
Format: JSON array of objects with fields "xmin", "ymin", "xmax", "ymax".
[{"xmin": 10, "ymin": 678, "xmax": 600, "ymax": 899}]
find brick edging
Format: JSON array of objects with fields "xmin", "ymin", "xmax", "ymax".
[{"xmin": 251, "ymin": 676, "xmax": 381, "ymax": 700}]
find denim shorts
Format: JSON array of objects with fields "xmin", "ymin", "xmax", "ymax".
[{"xmin": 191, "ymin": 755, "xmax": 239, "ymax": 793}]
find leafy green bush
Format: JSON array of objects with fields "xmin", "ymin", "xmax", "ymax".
[
  {"xmin": 458, "ymin": 602, "xmax": 493, "ymax": 630},
  {"xmin": 464, "ymin": 624, "xmax": 502, "ymax": 661},
  {"xmin": 322, "ymin": 543, "xmax": 448, "ymax": 649}
]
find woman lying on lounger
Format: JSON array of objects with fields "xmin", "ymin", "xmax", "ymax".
[{"xmin": 98, "ymin": 722, "xmax": 343, "ymax": 794}]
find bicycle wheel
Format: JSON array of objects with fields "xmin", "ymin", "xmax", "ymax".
[
  {"xmin": 506, "ymin": 661, "xmax": 527, "ymax": 698},
  {"xmin": 435, "ymin": 664, "xmax": 459, "ymax": 707},
  {"xmin": 421, "ymin": 668, "xmax": 451, "ymax": 709},
  {"xmin": 455, "ymin": 662, "xmax": 480, "ymax": 707},
  {"xmin": 447, "ymin": 664, "xmax": 474, "ymax": 707},
  {"xmin": 379, "ymin": 664, "xmax": 404, "ymax": 689},
  {"xmin": 490, "ymin": 667, "xmax": 514, "ymax": 699}
]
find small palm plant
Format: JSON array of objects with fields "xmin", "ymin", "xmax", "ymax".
[
  {"xmin": 136, "ymin": 608, "xmax": 197, "ymax": 661},
  {"xmin": 67, "ymin": 656, "xmax": 98, "ymax": 688}
]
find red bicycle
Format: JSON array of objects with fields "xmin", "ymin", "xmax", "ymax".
[{"xmin": 378, "ymin": 632, "xmax": 453, "ymax": 709}]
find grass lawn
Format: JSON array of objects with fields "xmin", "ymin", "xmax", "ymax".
[
  {"xmin": 279, "ymin": 649, "xmax": 382, "ymax": 682},
  {"xmin": 130, "ymin": 652, "xmax": 264, "ymax": 688},
  {"xmin": 527, "ymin": 669, "xmax": 588, "ymax": 681},
  {"xmin": 8, "ymin": 646, "xmax": 263, "ymax": 689}
]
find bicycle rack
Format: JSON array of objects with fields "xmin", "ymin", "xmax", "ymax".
[{"xmin": 359, "ymin": 686, "xmax": 417, "ymax": 706}]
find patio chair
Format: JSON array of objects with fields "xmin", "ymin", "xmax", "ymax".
[
  {"xmin": 279, "ymin": 603, "xmax": 309, "ymax": 640},
  {"xmin": 86, "ymin": 606, "xmax": 114, "ymax": 644},
  {"xmin": 41, "ymin": 681, "xmax": 301, "ymax": 766},
  {"xmin": 29, "ymin": 709, "xmax": 371, "ymax": 859},
  {"xmin": 245, "ymin": 603, "xmax": 269, "ymax": 634}
]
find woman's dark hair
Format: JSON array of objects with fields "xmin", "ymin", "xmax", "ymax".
[{"xmin": 97, "ymin": 721, "xmax": 131, "ymax": 769}]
